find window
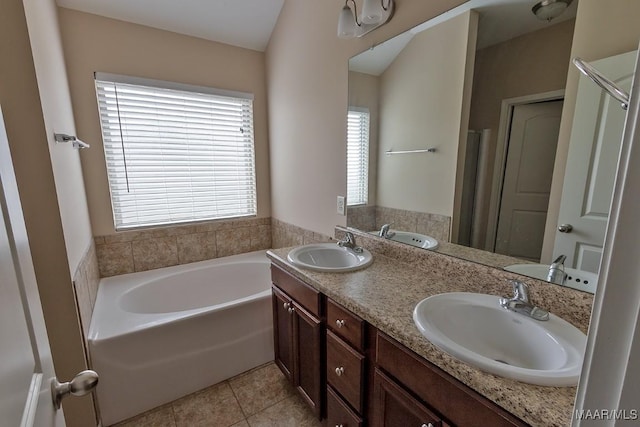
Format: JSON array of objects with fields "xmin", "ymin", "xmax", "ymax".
[
  {"xmin": 95, "ymin": 73, "xmax": 256, "ymax": 230},
  {"xmin": 346, "ymin": 108, "xmax": 370, "ymax": 206}
]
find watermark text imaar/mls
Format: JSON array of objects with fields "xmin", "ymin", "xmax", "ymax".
[{"xmin": 575, "ymin": 409, "xmax": 638, "ymax": 421}]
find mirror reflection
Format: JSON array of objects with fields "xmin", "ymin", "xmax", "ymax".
[{"xmin": 346, "ymin": 0, "xmax": 634, "ymax": 291}]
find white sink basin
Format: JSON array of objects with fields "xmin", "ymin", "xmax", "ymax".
[
  {"xmin": 504, "ymin": 264, "xmax": 597, "ymax": 293},
  {"xmin": 371, "ymin": 230, "xmax": 438, "ymax": 250},
  {"xmin": 389, "ymin": 231, "xmax": 438, "ymax": 250},
  {"xmin": 287, "ymin": 243, "xmax": 373, "ymax": 272},
  {"xmin": 413, "ymin": 292, "xmax": 586, "ymax": 386}
]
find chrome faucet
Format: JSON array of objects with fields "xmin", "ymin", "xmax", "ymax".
[
  {"xmin": 337, "ymin": 232, "xmax": 364, "ymax": 253},
  {"xmin": 547, "ymin": 254, "xmax": 567, "ymax": 285},
  {"xmin": 500, "ymin": 280, "xmax": 549, "ymax": 321},
  {"xmin": 379, "ymin": 224, "xmax": 395, "ymax": 239}
]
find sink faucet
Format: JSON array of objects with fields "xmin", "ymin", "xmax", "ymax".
[
  {"xmin": 547, "ymin": 254, "xmax": 567, "ymax": 285},
  {"xmin": 500, "ymin": 280, "xmax": 549, "ymax": 321},
  {"xmin": 337, "ymin": 232, "xmax": 364, "ymax": 253},
  {"xmin": 378, "ymin": 224, "xmax": 395, "ymax": 239}
]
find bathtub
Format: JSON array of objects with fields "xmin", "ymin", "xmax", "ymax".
[{"xmin": 88, "ymin": 250, "xmax": 274, "ymax": 426}]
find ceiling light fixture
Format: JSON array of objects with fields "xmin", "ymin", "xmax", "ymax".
[
  {"xmin": 532, "ymin": 0, "xmax": 573, "ymax": 22},
  {"xmin": 337, "ymin": 0, "xmax": 395, "ymax": 39}
]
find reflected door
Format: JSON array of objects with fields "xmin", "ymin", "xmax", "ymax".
[
  {"xmin": 0, "ymin": 109, "xmax": 64, "ymax": 427},
  {"xmin": 553, "ymin": 51, "xmax": 637, "ymax": 273},
  {"xmin": 495, "ymin": 100, "xmax": 563, "ymax": 260}
]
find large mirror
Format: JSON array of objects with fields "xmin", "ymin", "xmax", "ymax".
[{"xmin": 346, "ymin": 0, "xmax": 636, "ymax": 291}]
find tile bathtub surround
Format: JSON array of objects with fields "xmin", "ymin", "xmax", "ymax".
[
  {"xmin": 346, "ymin": 205, "xmax": 451, "ymax": 242},
  {"xmin": 271, "ymin": 218, "xmax": 333, "ymax": 249},
  {"xmin": 113, "ymin": 362, "xmax": 321, "ymax": 427},
  {"xmin": 268, "ymin": 239, "xmax": 594, "ymax": 427},
  {"xmin": 375, "ymin": 206, "xmax": 451, "ymax": 242},
  {"xmin": 95, "ymin": 217, "xmax": 272, "ymax": 277},
  {"xmin": 346, "ymin": 205, "xmax": 376, "ymax": 231},
  {"xmin": 72, "ymin": 239, "xmax": 100, "ymax": 340}
]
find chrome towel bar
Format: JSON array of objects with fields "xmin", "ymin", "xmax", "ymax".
[{"xmin": 385, "ymin": 148, "xmax": 436, "ymax": 155}]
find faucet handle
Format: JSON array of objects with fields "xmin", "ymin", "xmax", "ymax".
[{"xmin": 509, "ymin": 280, "xmax": 529, "ymax": 302}]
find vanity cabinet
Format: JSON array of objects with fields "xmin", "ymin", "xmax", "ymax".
[
  {"xmin": 326, "ymin": 298, "xmax": 368, "ymax": 426},
  {"xmin": 373, "ymin": 368, "xmax": 447, "ymax": 427},
  {"xmin": 271, "ymin": 266, "xmax": 323, "ymax": 418},
  {"xmin": 270, "ymin": 262, "xmax": 529, "ymax": 427},
  {"xmin": 374, "ymin": 333, "xmax": 529, "ymax": 427}
]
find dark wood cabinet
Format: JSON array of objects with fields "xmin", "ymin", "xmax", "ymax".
[
  {"xmin": 271, "ymin": 266, "xmax": 323, "ymax": 419},
  {"xmin": 270, "ymin": 262, "xmax": 529, "ymax": 427},
  {"xmin": 372, "ymin": 368, "xmax": 445, "ymax": 427}
]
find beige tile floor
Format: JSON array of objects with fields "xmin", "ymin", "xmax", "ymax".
[{"xmin": 112, "ymin": 362, "xmax": 322, "ymax": 427}]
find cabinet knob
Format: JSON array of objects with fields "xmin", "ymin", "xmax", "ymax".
[
  {"xmin": 336, "ymin": 425, "xmax": 344, "ymax": 427},
  {"xmin": 288, "ymin": 307, "xmax": 295, "ymax": 314},
  {"xmin": 335, "ymin": 319, "xmax": 345, "ymax": 328},
  {"xmin": 421, "ymin": 424, "xmax": 434, "ymax": 427},
  {"xmin": 283, "ymin": 301, "xmax": 291, "ymax": 310},
  {"xmin": 335, "ymin": 366, "xmax": 344, "ymax": 376}
]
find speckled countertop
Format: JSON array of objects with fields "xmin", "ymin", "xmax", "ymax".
[{"xmin": 267, "ymin": 244, "xmax": 594, "ymax": 427}]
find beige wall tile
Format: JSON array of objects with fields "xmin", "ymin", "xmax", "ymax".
[
  {"xmin": 132, "ymin": 237, "xmax": 179, "ymax": 272},
  {"xmin": 96, "ymin": 242, "xmax": 134, "ymax": 277},
  {"xmin": 177, "ymin": 232, "xmax": 217, "ymax": 264},
  {"xmin": 217, "ymin": 227, "xmax": 252, "ymax": 257},
  {"xmin": 251, "ymin": 224, "xmax": 272, "ymax": 251}
]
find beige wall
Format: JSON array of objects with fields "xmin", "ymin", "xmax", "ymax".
[
  {"xmin": 542, "ymin": 0, "xmax": 640, "ymax": 262},
  {"xmin": 266, "ymin": 0, "xmax": 468, "ymax": 237},
  {"xmin": 58, "ymin": 8, "xmax": 272, "ymax": 236},
  {"xmin": 467, "ymin": 19, "xmax": 574, "ymax": 250},
  {"xmin": 0, "ymin": 0, "xmax": 94, "ymax": 425},
  {"xmin": 377, "ymin": 11, "xmax": 476, "ymax": 218},
  {"xmin": 348, "ymin": 71, "xmax": 379, "ymax": 207}
]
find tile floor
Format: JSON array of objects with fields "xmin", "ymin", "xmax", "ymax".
[{"xmin": 112, "ymin": 362, "xmax": 321, "ymax": 427}]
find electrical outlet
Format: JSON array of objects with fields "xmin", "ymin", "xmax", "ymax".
[{"xmin": 337, "ymin": 196, "xmax": 346, "ymax": 215}]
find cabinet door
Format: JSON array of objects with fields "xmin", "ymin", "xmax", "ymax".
[
  {"xmin": 292, "ymin": 300, "xmax": 323, "ymax": 419},
  {"xmin": 272, "ymin": 287, "xmax": 294, "ymax": 381},
  {"xmin": 372, "ymin": 368, "xmax": 444, "ymax": 427}
]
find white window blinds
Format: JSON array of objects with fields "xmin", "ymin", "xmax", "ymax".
[
  {"xmin": 347, "ymin": 108, "xmax": 370, "ymax": 206},
  {"xmin": 95, "ymin": 73, "xmax": 257, "ymax": 230}
]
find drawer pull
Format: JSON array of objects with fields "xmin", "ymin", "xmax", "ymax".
[
  {"xmin": 336, "ymin": 319, "xmax": 346, "ymax": 328},
  {"xmin": 335, "ymin": 366, "xmax": 345, "ymax": 376}
]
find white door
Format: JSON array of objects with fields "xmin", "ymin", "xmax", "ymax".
[
  {"xmin": 495, "ymin": 100, "xmax": 563, "ymax": 260},
  {"xmin": 0, "ymin": 107, "xmax": 65, "ymax": 427},
  {"xmin": 553, "ymin": 51, "xmax": 637, "ymax": 273}
]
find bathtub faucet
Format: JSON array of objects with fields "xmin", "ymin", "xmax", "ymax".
[{"xmin": 337, "ymin": 232, "xmax": 364, "ymax": 253}]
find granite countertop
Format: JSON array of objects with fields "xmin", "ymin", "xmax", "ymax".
[{"xmin": 267, "ymin": 246, "xmax": 588, "ymax": 427}]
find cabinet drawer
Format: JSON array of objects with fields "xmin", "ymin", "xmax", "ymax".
[
  {"xmin": 271, "ymin": 265, "xmax": 321, "ymax": 317},
  {"xmin": 376, "ymin": 333, "xmax": 528, "ymax": 427},
  {"xmin": 327, "ymin": 330, "xmax": 365, "ymax": 413},
  {"xmin": 327, "ymin": 386, "xmax": 363, "ymax": 427},
  {"xmin": 327, "ymin": 299, "xmax": 365, "ymax": 351}
]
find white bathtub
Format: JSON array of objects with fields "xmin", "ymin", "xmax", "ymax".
[{"xmin": 88, "ymin": 250, "xmax": 274, "ymax": 426}]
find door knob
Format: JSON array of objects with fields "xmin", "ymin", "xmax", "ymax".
[
  {"xmin": 51, "ymin": 370, "xmax": 99, "ymax": 410},
  {"xmin": 558, "ymin": 224, "xmax": 573, "ymax": 233}
]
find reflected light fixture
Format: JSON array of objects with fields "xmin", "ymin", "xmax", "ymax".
[
  {"xmin": 532, "ymin": 0, "xmax": 573, "ymax": 22},
  {"xmin": 337, "ymin": 0, "xmax": 395, "ymax": 39}
]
